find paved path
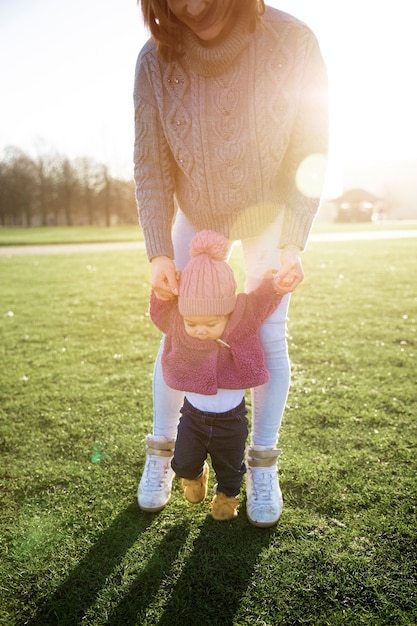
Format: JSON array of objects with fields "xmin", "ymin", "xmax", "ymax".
[
  {"xmin": 0, "ymin": 230, "xmax": 416, "ymax": 256},
  {"xmin": 0, "ymin": 240, "xmax": 144, "ymax": 256}
]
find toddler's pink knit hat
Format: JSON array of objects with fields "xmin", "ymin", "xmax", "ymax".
[{"xmin": 178, "ymin": 230, "xmax": 237, "ymax": 316}]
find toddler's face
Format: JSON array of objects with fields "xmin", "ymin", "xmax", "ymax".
[{"xmin": 183, "ymin": 314, "xmax": 229, "ymax": 341}]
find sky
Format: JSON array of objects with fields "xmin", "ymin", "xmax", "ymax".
[{"xmin": 1, "ymin": 0, "xmax": 416, "ymax": 196}]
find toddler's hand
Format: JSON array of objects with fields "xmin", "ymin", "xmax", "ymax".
[
  {"xmin": 273, "ymin": 271, "xmax": 297, "ymax": 293},
  {"xmin": 272, "ymin": 246, "xmax": 304, "ymax": 294}
]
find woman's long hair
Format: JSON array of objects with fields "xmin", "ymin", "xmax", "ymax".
[{"xmin": 139, "ymin": 0, "xmax": 265, "ymax": 61}]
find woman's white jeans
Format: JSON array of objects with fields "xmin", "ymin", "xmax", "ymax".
[{"xmin": 152, "ymin": 211, "xmax": 291, "ymax": 448}]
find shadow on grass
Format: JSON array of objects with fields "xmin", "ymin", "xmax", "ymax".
[
  {"xmin": 144, "ymin": 514, "xmax": 274, "ymax": 626},
  {"xmin": 106, "ymin": 514, "xmax": 276, "ymax": 626},
  {"xmin": 27, "ymin": 502, "xmax": 187, "ymax": 626},
  {"xmin": 27, "ymin": 502, "xmax": 275, "ymax": 626}
]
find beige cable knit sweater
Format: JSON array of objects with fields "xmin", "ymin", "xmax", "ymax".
[{"xmin": 134, "ymin": 6, "xmax": 328, "ymax": 260}]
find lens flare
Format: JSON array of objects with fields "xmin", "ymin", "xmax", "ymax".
[{"xmin": 296, "ymin": 153, "xmax": 328, "ymax": 198}]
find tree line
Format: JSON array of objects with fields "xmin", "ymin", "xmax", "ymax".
[{"xmin": 0, "ymin": 146, "xmax": 138, "ymax": 227}]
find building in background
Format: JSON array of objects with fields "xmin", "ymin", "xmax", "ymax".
[{"xmin": 318, "ymin": 159, "xmax": 417, "ymax": 222}]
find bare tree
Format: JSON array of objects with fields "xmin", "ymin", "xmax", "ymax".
[
  {"xmin": 74, "ymin": 157, "xmax": 102, "ymax": 225},
  {"xmin": 99, "ymin": 163, "xmax": 112, "ymax": 226},
  {"xmin": 0, "ymin": 161, "xmax": 11, "ymax": 226},
  {"xmin": 56, "ymin": 156, "xmax": 78, "ymax": 226},
  {"xmin": 2, "ymin": 147, "xmax": 37, "ymax": 226},
  {"xmin": 0, "ymin": 145, "xmax": 137, "ymax": 227}
]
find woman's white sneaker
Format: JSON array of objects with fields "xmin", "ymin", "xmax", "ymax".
[
  {"xmin": 137, "ymin": 435, "xmax": 175, "ymax": 512},
  {"xmin": 246, "ymin": 447, "xmax": 283, "ymax": 527}
]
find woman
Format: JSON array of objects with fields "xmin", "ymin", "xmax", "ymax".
[{"xmin": 134, "ymin": 0, "xmax": 328, "ymax": 526}]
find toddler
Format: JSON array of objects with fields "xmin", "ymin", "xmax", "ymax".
[{"xmin": 147, "ymin": 230, "xmax": 284, "ymax": 521}]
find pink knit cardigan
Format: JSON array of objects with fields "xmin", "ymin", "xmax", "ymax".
[{"xmin": 149, "ymin": 279, "xmax": 283, "ymax": 395}]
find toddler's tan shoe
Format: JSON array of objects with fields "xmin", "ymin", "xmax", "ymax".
[
  {"xmin": 181, "ymin": 462, "xmax": 209, "ymax": 503},
  {"xmin": 210, "ymin": 491, "xmax": 239, "ymax": 521}
]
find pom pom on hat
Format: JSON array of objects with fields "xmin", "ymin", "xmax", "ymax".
[
  {"xmin": 179, "ymin": 230, "xmax": 237, "ymax": 317},
  {"xmin": 189, "ymin": 229, "xmax": 229, "ymax": 261}
]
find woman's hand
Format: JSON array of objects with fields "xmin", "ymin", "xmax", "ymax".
[
  {"xmin": 273, "ymin": 245, "xmax": 304, "ymax": 294},
  {"xmin": 151, "ymin": 255, "xmax": 180, "ymax": 300}
]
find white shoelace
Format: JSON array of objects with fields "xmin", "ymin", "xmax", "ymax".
[
  {"xmin": 251, "ymin": 468, "xmax": 276, "ymax": 502},
  {"xmin": 143, "ymin": 456, "xmax": 170, "ymax": 490}
]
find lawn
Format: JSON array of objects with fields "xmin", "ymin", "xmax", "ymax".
[
  {"xmin": 0, "ymin": 219, "xmax": 417, "ymax": 246},
  {"xmin": 0, "ymin": 236, "xmax": 416, "ymax": 625},
  {"xmin": 0, "ymin": 225, "xmax": 144, "ymax": 246}
]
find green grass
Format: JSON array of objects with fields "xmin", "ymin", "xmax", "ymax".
[
  {"xmin": 0, "ymin": 225, "xmax": 144, "ymax": 246},
  {"xmin": 1, "ymin": 237, "xmax": 416, "ymax": 625},
  {"xmin": 0, "ymin": 220, "xmax": 416, "ymax": 246}
]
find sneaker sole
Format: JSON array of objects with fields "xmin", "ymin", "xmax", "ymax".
[
  {"xmin": 138, "ymin": 498, "xmax": 170, "ymax": 513},
  {"xmin": 246, "ymin": 505, "xmax": 282, "ymax": 528},
  {"xmin": 246, "ymin": 515, "xmax": 280, "ymax": 528}
]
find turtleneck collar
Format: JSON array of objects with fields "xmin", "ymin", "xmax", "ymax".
[{"xmin": 181, "ymin": 11, "xmax": 252, "ymax": 78}]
